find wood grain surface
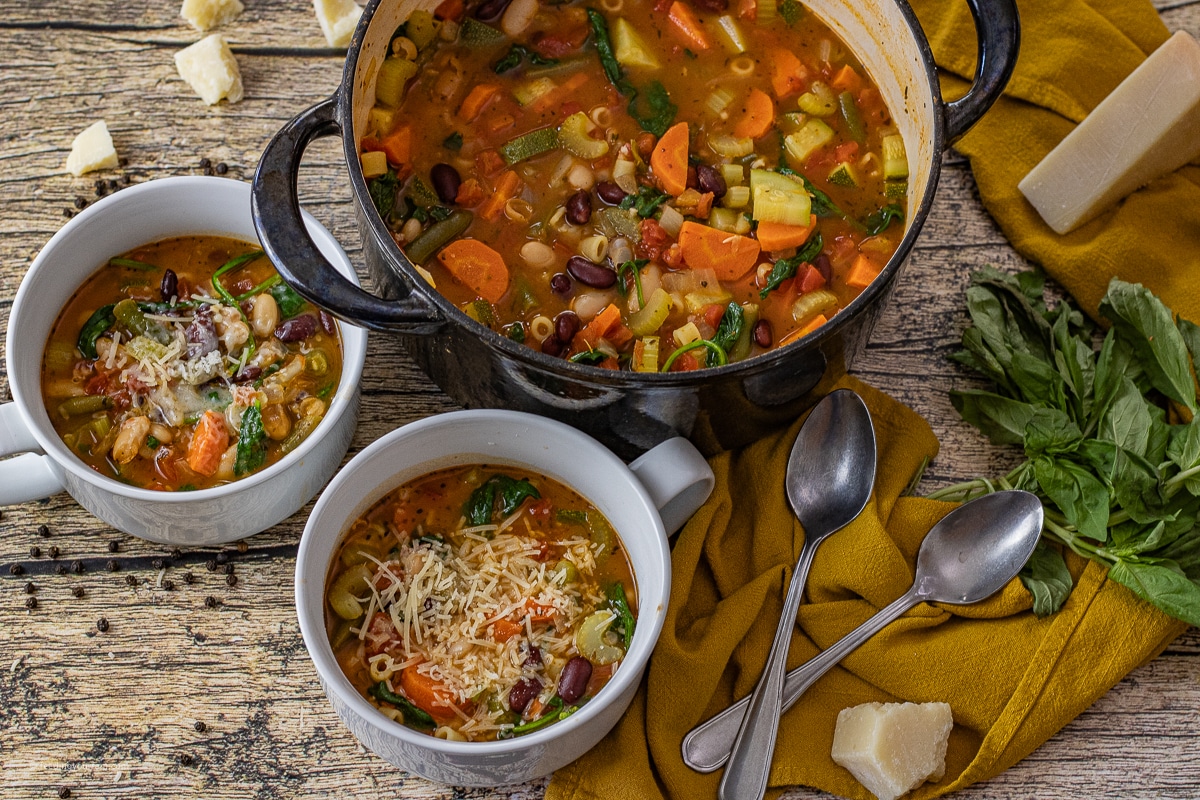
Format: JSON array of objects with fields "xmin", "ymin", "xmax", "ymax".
[{"xmin": 2, "ymin": 1, "xmax": 1198, "ymax": 798}]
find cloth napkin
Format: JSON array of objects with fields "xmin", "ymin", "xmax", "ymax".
[{"xmin": 548, "ymin": 0, "xmax": 1195, "ymax": 798}]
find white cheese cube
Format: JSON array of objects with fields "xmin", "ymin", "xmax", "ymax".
[
  {"xmin": 175, "ymin": 34, "xmax": 244, "ymax": 106},
  {"xmin": 831, "ymin": 701, "xmax": 953, "ymax": 800},
  {"xmin": 1018, "ymin": 31, "xmax": 1200, "ymax": 234},
  {"xmin": 314, "ymin": 0, "xmax": 363, "ymax": 48},
  {"xmin": 64, "ymin": 121, "xmax": 119, "ymax": 177},
  {"xmin": 180, "ymin": 0, "xmax": 244, "ymax": 31}
]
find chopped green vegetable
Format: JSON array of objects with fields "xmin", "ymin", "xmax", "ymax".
[
  {"xmin": 460, "ymin": 17, "xmax": 507, "ymax": 47},
  {"xmin": 499, "ymin": 126, "xmax": 561, "ymax": 165},
  {"xmin": 506, "ymin": 697, "xmax": 568, "ymax": 736},
  {"xmin": 57, "ymin": 395, "xmax": 111, "ymax": 417},
  {"xmin": 368, "ymin": 682, "xmax": 436, "ymax": 729},
  {"xmin": 709, "ymin": 303, "xmax": 744, "ymax": 367},
  {"xmin": 663, "ymin": 339, "xmax": 727, "ymax": 371},
  {"xmin": 269, "ymin": 282, "xmax": 307, "ymax": 319},
  {"xmin": 113, "ymin": 298, "xmax": 171, "ymax": 345},
  {"xmin": 604, "ymin": 582, "xmax": 636, "ymax": 650},
  {"xmin": 838, "ymin": 91, "xmax": 865, "ymax": 143},
  {"xmin": 404, "ymin": 210, "xmax": 474, "ymax": 264},
  {"xmin": 627, "ymin": 80, "xmax": 677, "ymax": 137},
  {"xmin": 882, "ymin": 133, "xmax": 909, "ymax": 180},
  {"xmin": 442, "ymin": 131, "xmax": 463, "ymax": 151},
  {"xmin": 234, "ymin": 402, "xmax": 267, "ymax": 477},
  {"xmin": 77, "ymin": 303, "xmax": 116, "ymax": 359},
  {"xmin": 864, "ymin": 204, "xmax": 904, "ymax": 236},
  {"xmin": 778, "ymin": 0, "xmax": 803, "ymax": 25},
  {"xmin": 464, "ymin": 474, "xmax": 542, "ymax": 525},
  {"xmin": 759, "ymin": 233, "xmax": 824, "ymax": 298},
  {"xmin": 587, "ymin": 10, "xmax": 627, "ymax": 89},
  {"xmin": 616, "ymin": 258, "xmax": 648, "ymax": 306},
  {"xmin": 619, "ymin": 186, "xmax": 669, "ymax": 218},
  {"xmin": 368, "ymin": 170, "xmax": 400, "ymax": 218},
  {"xmin": 930, "ymin": 268, "xmax": 1200, "ymax": 625},
  {"xmin": 494, "ymin": 44, "xmax": 558, "ymax": 73},
  {"xmin": 570, "ymin": 350, "xmax": 609, "ymax": 365},
  {"xmin": 507, "ymin": 322, "xmax": 526, "ymax": 343}
]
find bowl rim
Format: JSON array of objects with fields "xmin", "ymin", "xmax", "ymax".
[
  {"xmin": 294, "ymin": 408, "xmax": 671, "ymax": 756},
  {"xmin": 5, "ymin": 175, "xmax": 368, "ymax": 503}
]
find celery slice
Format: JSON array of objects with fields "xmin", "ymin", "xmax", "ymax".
[
  {"xmin": 559, "ymin": 112, "xmax": 609, "ymax": 159},
  {"xmin": 783, "ymin": 119, "xmax": 835, "ymax": 166},
  {"xmin": 375, "ymin": 57, "xmax": 418, "ymax": 108},
  {"xmin": 634, "ymin": 336, "xmax": 660, "ymax": 372},
  {"xmin": 792, "ymin": 289, "xmax": 839, "ymax": 324},
  {"xmin": 628, "ymin": 288, "xmax": 672, "ymax": 336},
  {"xmin": 715, "ymin": 16, "xmax": 749, "ymax": 54},
  {"xmin": 404, "ymin": 10, "xmax": 438, "ymax": 50}
]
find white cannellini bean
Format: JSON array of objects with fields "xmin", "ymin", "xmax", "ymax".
[
  {"xmin": 520, "ymin": 240, "xmax": 557, "ymax": 270},
  {"xmin": 251, "ymin": 293, "xmax": 280, "ymax": 339},
  {"xmin": 216, "ymin": 444, "xmax": 237, "ymax": 481},
  {"xmin": 149, "ymin": 423, "xmax": 174, "ymax": 444},
  {"xmin": 571, "ymin": 290, "xmax": 614, "ymax": 321},
  {"xmin": 401, "ymin": 217, "xmax": 423, "ymax": 243},
  {"xmin": 566, "ymin": 163, "xmax": 595, "ymax": 190},
  {"xmin": 112, "ymin": 416, "xmax": 151, "ymax": 464},
  {"xmin": 501, "ymin": 0, "xmax": 539, "ymax": 37}
]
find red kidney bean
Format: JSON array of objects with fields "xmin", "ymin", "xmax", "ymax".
[
  {"xmin": 275, "ymin": 314, "xmax": 318, "ymax": 342},
  {"xmin": 595, "ymin": 181, "xmax": 627, "ymax": 205},
  {"xmin": 319, "ymin": 310, "xmax": 337, "ymax": 335},
  {"xmin": 523, "ymin": 645, "xmax": 543, "ymax": 667},
  {"xmin": 550, "ymin": 272, "xmax": 572, "ymax": 296},
  {"xmin": 565, "ymin": 190, "xmax": 592, "ymax": 226},
  {"xmin": 813, "ymin": 253, "xmax": 832, "ymax": 284},
  {"xmin": 508, "ymin": 677, "xmax": 540, "ymax": 713},
  {"xmin": 753, "ymin": 319, "xmax": 773, "ymax": 348},
  {"xmin": 474, "ymin": 0, "xmax": 511, "ymax": 19},
  {"xmin": 557, "ymin": 656, "xmax": 592, "ymax": 703},
  {"xmin": 430, "ymin": 163, "xmax": 462, "ymax": 204},
  {"xmin": 160, "ymin": 269, "xmax": 178, "ymax": 302},
  {"xmin": 554, "ymin": 311, "xmax": 580, "ymax": 343},
  {"xmin": 696, "ymin": 164, "xmax": 727, "ymax": 200},
  {"xmin": 541, "ymin": 336, "xmax": 566, "ymax": 357},
  {"xmin": 234, "ymin": 365, "xmax": 262, "ymax": 383},
  {"xmin": 566, "ymin": 255, "xmax": 616, "ymax": 288},
  {"xmin": 691, "ymin": 0, "xmax": 728, "ymax": 10}
]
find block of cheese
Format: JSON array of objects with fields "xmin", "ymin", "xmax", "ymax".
[
  {"xmin": 175, "ymin": 34, "xmax": 244, "ymax": 105},
  {"xmin": 1018, "ymin": 30, "xmax": 1200, "ymax": 234},
  {"xmin": 314, "ymin": 0, "xmax": 363, "ymax": 48},
  {"xmin": 831, "ymin": 701, "xmax": 953, "ymax": 800},
  {"xmin": 65, "ymin": 121, "xmax": 119, "ymax": 177},
  {"xmin": 180, "ymin": 0, "xmax": 244, "ymax": 31}
]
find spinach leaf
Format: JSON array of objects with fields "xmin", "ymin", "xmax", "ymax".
[
  {"xmin": 863, "ymin": 203, "xmax": 904, "ymax": 235},
  {"xmin": 368, "ymin": 682, "xmax": 436, "ymax": 729},
  {"xmin": 77, "ymin": 303, "xmax": 116, "ymax": 359},
  {"xmin": 495, "ymin": 475, "xmax": 540, "ymax": 516},
  {"xmin": 619, "ymin": 186, "xmax": 669, "ymax": 218},
  {"xmin": 616, "ymin": 258, "xmax": 648, "ymax": 306},
  {"xmin": 1019, "ymin": 541, "xmax": 1073, "ymax": 618},
  {"xmin": 464, "ymin": 474, "xmax": 542, "ymax": 525},
  {"xmin": 234, "ymin": 403, "xmax": 267, "ymax": 476},
  {"xmin": 368, "ymin": 170, "xmax": 400, "ymax": 219},
  {"xmin": 627, "ymin": 80, "xmax": 677, "ymax": 137},
  {"xmin": 758, "ymin": 233, "xmax": 824, "ymax": 298},
  {"xmin": 464, "ymin": 481, "xmax": 498, "ymax": 526},
  {"xmin": 268, "ymin": 282, "xmax": 307, "ymax": 319},
  {"xmin": 708, "ymin": 303, "xmax": 744, "ymax": 367},
  {"xmin": 442, "ymin": 131, "xmax": 463, "ymax": 151},
  {"xmin": 586, "ymin": 10, "xmax": 625, "ymax": 89},
  {"xmin": 570, "ymin": 350, "xmax": 610, "ymax": 366},
  {"xmin": 494, "ymin": 44, "xmax": 558, "ymax": 73},
  {"xmin": 605, "ymin": 582, "xmax": 636, "ymax": 649}
]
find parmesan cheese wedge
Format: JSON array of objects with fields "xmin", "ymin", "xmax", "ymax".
[
  {"xmin": 65, "ymin": 121, "xmax": 119, "ymax": 177},
  {"xmin": 174, "ymin": 34, "xmax": 244, "ymax": 106},
  {"xmin": 180, "ymin": 0, "xmax": 244, "ymax": 31},
  {"xmin": 1018, "ymin": 30, "xmax": 1200, "ymax": 234},
  {"xmin": 831, "ymin": 701, "xmax": 953, "ymax": 800},
  {"xmin": 313, "ymin": 0, "xmax": 363, "ymax": 48}
]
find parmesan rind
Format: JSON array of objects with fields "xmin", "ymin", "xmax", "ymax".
[
  {"xmin": 831, "ymin": 701, "xmax": 953, "ymax": 800},
  {"xmin": 174, "ymin": 34, "xmax": 244, "ymax": 106},
  {"xmin": 65, "ymin": 121, "xmax": 119, "ymax": 177},
  {"xmin": 313, "ymin": 0, "xmax": 363, "ymax": 48},
  {"xmin": 1018, "ymin": 30, "xmax": 1200, "ymax": 234},
  {"xmin": 180, "ymin": 0, "xmax": 244, "ymax": 31}
]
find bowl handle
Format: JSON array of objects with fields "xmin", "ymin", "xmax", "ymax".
[
  {"xmin": 0, "ymin": 403, "xmax": 64, "ymax": 503},
  {"xmin": 628, "ymin": 438, "xmax": 715, "ymax": 536},
  {"xmin": 942, "ymin": 0, "xmax": 1020, "ymax": 143},
  {"xmin": 252, "ymin": 96, "xmax": 444, "ymax": 332}
]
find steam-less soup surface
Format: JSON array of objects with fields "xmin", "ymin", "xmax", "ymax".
[
  {"xmin": 325, "ymin": 465, "xmax": 637, "ymax": 741},
  {"xmin": 360, "ymin": 0, "xmax": 908, "ymax": 370},
  {"xmin": 41, "ymin": 235, "xmax": 343, "ymax": 490}
]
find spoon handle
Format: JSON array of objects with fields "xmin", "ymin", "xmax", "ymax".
[
  {"xmin": 716, "ymin": 538, "xmax": 820, "ymax": 800},
  {"xmin": 683, "ymin": 590, "xmax": 917, "ymax": 774}
]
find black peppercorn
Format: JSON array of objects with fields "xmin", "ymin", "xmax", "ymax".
[
  {"xmin": 125, "ymin": 575, "xmax": 139, "ymax": 587},
  {"xmin": 38, "ymin": 524, "xmax": 50, "ymax": 537},
  {"xmin": 96, "ymin": 618, "xmax": 109, "ymax": 632},
  {"xmin": 71, "ymin": 560, "xmax": 84, "ymax": 574},
  {"xmin": 203, "ymin": 165, "xmax": 214, "ymax": 176},
  {"xmin": 74, "ymin": 196, "xmax": 87, "ymax": 209},
  {"xmin": 205, "ymin": 596, "xmax": 219, "ymax": 608},
  {"xmin": 216, "ymin": 551, "xmax": 229, "ymax": 565},
  {"xmin": 30, "ymin": 546, "xmax": 41, "ymax": 558},
  {"xmin": 24, "ymin": 582, "xmax": 35, "ymax": 594},
  {"xmin": 225, "ymin": 574, "xmax": 238, "ymax": 587},
  {"xmin": 216, "ymin": 162, "xmax": 228, "ymax": 175},
  {"xmin": 152, "ymin": 558, "xmax": 165, "ymax": 570},
  {"xmin": 206, "ymin": 559, "xmax": 217, "ymax": 572},
  {"xmin": 179, "ymin": 753, "xmax": 194, "ymax": 766},
  {"xmin": 163, "ymin": 580, "xmax": 175, "ymax": 591},
  {"xmin": 108, "ymin": 541, "xmax": 119, "ymax": 553},
  {"xmin": 58, "ymin": 786, "xmax": 71, "ymax": 799},
  {"xmin": 72, "ymin": 587, "xmax": 85, "ymax": 599},
  {"xmin": 223, "ymin": 563, "xmax": 234, "ymax": 575},
  {"xmin": 25, "ymin": 597, "xmax": 37, "ymax": 610},
  {"xmin": 49, "ymin": 545, "xmax": 60, "ymax": 558},
  {"xmin": 194, "ymin": 720, "xmax": 207, "ymax": 732},
  {"xmin": 62, "ymin": 208, "xmax": 74, "ymax": 218},
  {"xmin": 107, "ymin": 560, "xmax": 119, "ymax": 572},
  {"xmin": 9, "ymin": 564, "xmax": 24, "ymax": 576},
  {"xmin": 199, "ymin": 157, "xmax": 211, "ymax": 169},
  {"xmin": 183, "ymin": 572, "xmax": 195, "ymax": 585},
  {"xmin": 171, "ymin": 548, "xmax": 183, "ymax": 560},
  {"xmin": 55, "ymin": 565, "xmax": 68, "ymax": 576}
]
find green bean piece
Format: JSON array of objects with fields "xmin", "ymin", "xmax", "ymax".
[
  {"xmin": 838, "ymin": 91, "xmax": 866, "ymax": 143},
  {"xmin": 306, "ymin": 349, "xmax": 330, "ymax": 376},
  {"xmin": 112, "ymin": 298, "xmax": 171, "ymax": 344},
  {"xmin": 57, "ymin": 395, "xmax": 112, "ymax": 418},
  {"xmin": 368, "ymin": 682, "xmax": 436, "ymax": 729},
  {"xmin": 403, "ymin": 210, "xmax": 473, "ymax": 265}
]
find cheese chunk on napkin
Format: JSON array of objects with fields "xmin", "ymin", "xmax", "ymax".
[
  {"xmin": 831, "ymin": 701, "xmax": 953, "ymax": 800},
  {"xmin": 65, "ymin": 121, "xmax": 119, "ymax": 176},
  {"xmin": 175, "ymin": 34, "xmax": 244, "ymax": 105},
  {"xmin": 1018, "ymin": 30, "xmax": 1200, "ymax": 234}
]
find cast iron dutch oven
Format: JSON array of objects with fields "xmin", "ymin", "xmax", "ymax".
[{"xmin": 252, "ymin": 0, "xmax": 1018, "ymax": 459}]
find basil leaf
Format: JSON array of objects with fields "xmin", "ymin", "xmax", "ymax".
[
  {"xmin": 758, "ymin": 232, "xmax": 823, "ymax": 298},
  {"xmin": 1108, "ymin": 558, "xmax": 1200, "ymax": 626},
  {"xmin": 1019, "ymin": 541, "xmax": 1073, "ymax": 618},
  {"xmin": 368, "ymin": 170, "xmax": 399, "ymax": 219},
  {"xmin": 1100, "ymin": 278, "xmax": 1198, "ymax": 413},
  {"xmin": 708, "ymin": 303, "xmax": 744, "ymax": 367},
  {"xmin": 269, "ymin": 282, "xmax": 307, "ymax": 319},
  {"xmin": 863, "ymin": 203, "xmax": 904, "ymax": 235},
  {"xmin": 77, "ymin": 304, "xmax": 116, "ymax": 359},
  {"xmin": 234, "ymin": 403, "xmax": 267, "ymax": 476},
  {"xmin": 368, "ymin": 682, "xmax": 436, "ymax": 729}
]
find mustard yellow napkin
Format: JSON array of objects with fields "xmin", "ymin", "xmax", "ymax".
[{"xmin": 548, "ymin": 1, "xmax": 1194, "ymax": 797}]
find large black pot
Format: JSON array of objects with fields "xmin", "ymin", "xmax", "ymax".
[{"xmin": 252, "ymin": 0, "xmax": 1018, "ymax": 459}]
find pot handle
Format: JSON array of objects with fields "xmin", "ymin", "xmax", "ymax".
[
  {"xmin": 942, "ymin": 0, "xmax": 1020, "ymax": 143},
  {"xmin": 252, "ymin": 96, "xmax": 444, "ymax": 333}
]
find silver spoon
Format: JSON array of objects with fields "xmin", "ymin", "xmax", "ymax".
[
  {"xmin": 718, "ymin": 389, "xmax": 877, "ymax": 800},
  {"xmin": 683, "ymin": 489, "xmax": 1045, "ymax": 775}
]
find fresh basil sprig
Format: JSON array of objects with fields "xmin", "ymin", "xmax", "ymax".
[{"xmin": 932, "ymin": 268, "xmax": 1200, "ymax": 625}]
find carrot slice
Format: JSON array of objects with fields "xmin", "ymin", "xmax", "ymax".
[
  {"xmin": 678, "ymin": 221, "xmax": 761, "ymax": 280},
  {"xmin": 755, "ymin": 219, "xmax": 816, "ymax": 251},
  {"xmin": 780, "ymin": 313, "xmax": 828, "ymax": 347},
  {"xmin": 492, "ymin": 618, "xmax": 524, "ymax": 642},
  {"xmin": 379, "ymin": 124, "xmax": 411, "ymax": 167},
  {"xmin": 667, "ymin": 2, "xmax": 712, "ymax": 50},
  {"xmin": 576, "ymin": 302, "xmax": 624, "ymax": 349},
  {"xmin": 846, "ymin": 253, "xmax": 881, "ymax": 288},
  {"xmin": 650, "ymin": 121, "xmax": 690, "ymax": 196},
  {"xmin": 733, "ymin": 88, "xmax": 775, "ymax": 139},
  {"xmin": 830, "ymin": 64, "xmax": 862, "ymax": 93},
  {"xmin": 186, "ymin": 410, "xmax": 228, "ymax": 477},
  {"xmin": 458, "ymin": 83, "xmax": 501, "ymax": 122},
  {"xmin": 478, "ymin": 170, "xmax": 523, "ymax": 222},
  {"xmin": 437, "ymin": 239, "xmax": 510, "ymax": 302},
  {"xmin": 770, "ymin": 48, "xmax": 808, "ymax": 99},
  {"xmin": 400, "ymin": 667, "xmax": 460, "ymax": 722}
]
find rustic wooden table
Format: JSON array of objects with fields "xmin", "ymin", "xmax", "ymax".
[{"xmin": 2, "ymin": 1, "xmax": 1198, "ymax": 798}]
